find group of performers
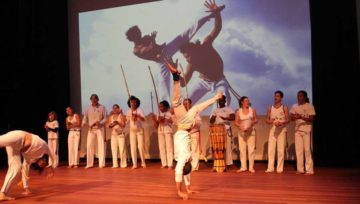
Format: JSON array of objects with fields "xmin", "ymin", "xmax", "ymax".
[{"xmin": 0, "ymin": 0, "xmax": 316, "ymax": 201}]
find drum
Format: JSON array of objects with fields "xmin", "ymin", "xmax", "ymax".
[{"xmin": 209, "ymin": 124, "xmax": 226, "ymax": 173}]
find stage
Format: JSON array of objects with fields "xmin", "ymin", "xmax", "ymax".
[{"xmin": 1, "ymin": 161, "xmax": 359, "ymax": 204}]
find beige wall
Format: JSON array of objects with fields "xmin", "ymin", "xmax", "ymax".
[{"xmin": 79, "ymin": 115, "xmax": 297, "ymax": 161}]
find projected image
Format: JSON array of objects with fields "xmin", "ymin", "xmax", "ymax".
[{"xmin": 79, "ymin": 0, "xmax": 312, "ymax": 115}]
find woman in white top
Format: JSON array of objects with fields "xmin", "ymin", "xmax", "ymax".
[
  {"xmin": 265, "ymin": 90, "xmax": 289, "ymax": 173},
  {"xmin": 65, "ymin": 107, "xmax": 81, "ymax": 168},
  {"xmin": 108, "ymin": 104, "xmax": 127, "ymax": 168},
  {"xmin": 126, "ymin": 96, "xmax": 146, "ymax": 169},
  {"xmin": 290, "ymin": 90, "xmax": 315, "ymax": 175},
  {"xmin": 235, "ymin": 96, "xmax": 258, "ymax": 173},
  {"xmin": 44, "ymin": 111, "xmax": 59, "ymax": 168},
  {"xmin": 151, "ymin": 100, "xmax": 174, "ymax": 169}
]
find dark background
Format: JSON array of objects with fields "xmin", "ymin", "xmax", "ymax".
[{"xmin": 1, "ymin": 0, "xmax": 359, "ymax": 168}]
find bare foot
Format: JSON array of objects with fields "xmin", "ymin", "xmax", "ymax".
[
  {"xmin": 177, "ymin": 191, "xmax": 189, "ymax": 200},
  {"xmin": 21, "ymin": 188, "xmax": 31, "ymax": 195},
  {"xmin": 187, "ymin": 190, "xmax": 200, "ymax": 194},
  {"xmin": 0, "ymin": 192, "xmax": 15, "ymax": 201}
]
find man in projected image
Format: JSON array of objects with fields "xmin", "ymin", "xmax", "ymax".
[
  {"xmin": 179, "ymin": 0, "xmax": 231, "ymax": 112},
  {"xmin": 125, "ymin": 0, "xmax": 225, "ymax": 103}
]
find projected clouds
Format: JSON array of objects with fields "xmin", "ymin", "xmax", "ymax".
[{"xmin": 79, "ymin": 0, "xmax": 311, "ymax": 115}]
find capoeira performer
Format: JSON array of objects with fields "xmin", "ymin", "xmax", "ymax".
[
  {"xmin": 209, "ymin": 95, "xmax": 235, "ymax": 169},
  {"xmin": 151, "ymin": 100, "xmax": 174, "ymax": 169},
  {"xmin": 82, "ymin": 94, "xmax": 107, "ymax": 168},
  {"xmin": 0, "ymin": 130, "xmax": 55, "ymax": 201},
  {"xmin": 265, "ymin": 90, "xmax": 289, "ymax": 173},
  {"xmin": 182, "ymin": 98, "xmax": 202, "ymax": 171},
  {"xmin": 126, "ymin": 96, "xmax": 146, "ymax": 169},
  {"xmin": 125, "ymin": 0, "xmax": 225, "ymax": 102},
  {"xmin": 44, "ymin": 111, "xmax": 59, "ymax": 168},
  {"xmin": 290, "ymin": 90, "xmax": 315, "ymax": 175},
  {"xmin": 166, "ymin": 60, "xmax": 222, "ymax": 200},
  {"xmin": 65, "ymin": 107, "xmax": 81, "ymax": 168},
  {"xmin": 179, "ymin": 0, "xmax": 230, "ymax": 112},
  {"xmin": 108, "ymin": 104, "xmax": 127, "ymax": 168}
]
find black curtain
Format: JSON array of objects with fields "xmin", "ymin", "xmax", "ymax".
[{"xmin": 1, "ymin": 0, "xmax": 360, "ymax": 168}]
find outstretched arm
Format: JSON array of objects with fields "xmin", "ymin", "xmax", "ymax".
[{"xmin": 203, "ymin": 0, "xmax": 222, "ymax": 45}]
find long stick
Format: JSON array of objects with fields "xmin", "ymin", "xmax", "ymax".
[
  {"xmin": 150, "ymin": 92, "xmax": 154, "ymax": 113},
  {"xmin": 148, "ymin": 66, "xmax": 160, "ymax": 115},
  {"xmin": 120, "ymin": 64, "xmax": 131, "ymax": 98},
  {"xmin": 178, "ymin": 63, "xmax": 189, "ymax": 99}
]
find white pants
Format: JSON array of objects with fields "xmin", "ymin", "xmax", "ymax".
[
  {"xmin": 0, "ymin": 133, "xmax": 23, "ymax": 194},
  {"xmin": 157, "ymin": 14, "xmax": 213, "ymax": 102},
  {"xmin": 225, "ymin": 128, "xmax": 233, "ymax": 165},
  {"xmin": 48, "ymin": 138, "xmax": 58, "ymax": 167},
  {"xmin": 158, "ymin": 131, "xmax": 174, "ymax": 167},
  {"xmin": 86, "ymin": 129, "xmax": 105, "ymax": 168},
  {"xmin": 188, "ymin": 78, "xmax": 231, "ymax": 113},
  {"xmin": 190, "ymin": 132, "xmax": 200, "ymax": 171},
  {"xmin": 111, "ymin": 134, "xmax": 127, "ymax": 168},
  {"xmin": 129, "ymin": 128, "xmax": 146, "ymax": 168},
  {"xmin": 267, "ymin": 127, "xmax": 286, "ymax": 172},
  {"xmin": 174, "ymin": 130, "xmax": 191, "ymax": 186},
  {"xmin": 238, "ymin": 129, "xmax": 256, "ymax": 171},
  {"xmin": 295, "ymin": 131, "xmax": 314, "ymax": 173},
  {"xmin": 68, "ymin": 130, "xmax": 80, "ymax": 166}
]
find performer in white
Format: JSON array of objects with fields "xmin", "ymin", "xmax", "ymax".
[
  {"xmin": 44, "ymin": 111, "xmax": 59, "ymax": 168},
  {"xmin": 82, "ymin": 94, "xmax": 107, "ymax": 168},
  {"xmin": 151, "ymin": 100, "xmax": 174, "ymax": 169},
  {"xmin": 235, "ymin": 96, "xmax": 258, "ymax": 173},
  {"xmin": 66, "ymin": 107, "xmax": 81, "ymax": 168},
  {"xmin": 126, "ymin": 96, "xmax": 146, "ymax": 169},
  {"xmin": 0, "ymin": 130, "xmax": 55, "ymax": 201},
  {"xmin": 290, "ymin": 90, "xmax": 315, "ymax": 175},
  {"xmin": 108, "ymin": 104, "xmax": 127, "ymax": 168},
  {"xmin": 183, "ymin": 98, "xmax": 202, "ymax": 171},
  {"xmin": 265, "ymin": 91, "xmax": 289, "ymax": 173},
  {"xmin": 210, "ymin": 95, "xmax": 235, "ymax": 168},
  {"xmin": 125, "ymin": 0, "xmax": 225, "ymax": 103},
  {"xmin": 166, "ymin": 58, "xmax": 222, "ymax": 200}
]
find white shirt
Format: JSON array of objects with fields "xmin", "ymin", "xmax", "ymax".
[
  {"xmin": 211, "ymin": 106, "xmax": 235, "ymax": 129},
  {"xmin": 109, "ymin": 114, "xmax": 125, "ymax": 135},
  {"xmin": 290, "ymin": 103, "xmax": 315, "ymax": 133},
  {"xmin": 189, "ymin": 113, "xmax": 202, "ymax": 134},
  {"xmin": 157, "ymin": 111, "xmax": 173, "ymax": 134},
  {"xmin": 238, "ymin": 107, "xmax": 254, "ymax": 131},
  {"xmin": 127, "ymin": 108, "xmax": 145, "ymax": 129},
  {"xmin": 23, "ymin": 134, "xmax": 54, "ymax": 166},
  {"xmin": 270, "ymin": 105, "xmax": 287, "ymax": 131},
  {"xmin": 45, "ymin": 120, "xmax": 59, "ymax": 139},
  {"xmin": 82, "ymin": 104, "xmax": 107, "ymax": 129},
  {"xmin": 67, "ymin": 114, "xmax": 80, "ymax": 131}
]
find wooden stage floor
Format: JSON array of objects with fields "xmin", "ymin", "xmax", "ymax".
[{"xmin": 1, "ymin": 161, "xmax": 360, "ymax": 204}]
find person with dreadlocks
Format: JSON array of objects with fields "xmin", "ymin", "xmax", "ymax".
[{"xmin": 0, "ymin": 130, "xmax": 55, "ymax": 201}]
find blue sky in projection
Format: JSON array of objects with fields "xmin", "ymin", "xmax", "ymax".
[{"xmin": 79, "ymin": 0, "xmax": 311, "ymax": 115}]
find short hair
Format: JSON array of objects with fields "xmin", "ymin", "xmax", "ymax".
[
  {"xmin": 126, "ymin": 25, "xmax": 141, "ymax": 42},
  {"xmin": 31, "ymin": 156, "xmax": 47, "ymax": 175},
  {"xmin": 183, "ymin": 98, "xmax": 192, "ymax": 104},
  {"xmin": 183, "ymin": 161, "xmax": 192, "ymax": 176},
  {"xmin": 127, "ymin": 95, "xmax": 141, "ymax": 108},
  {"xmin": 274, "ymin": 90, "xmax": 284, "ymax": 98},
  {"xmin": 90, "ymin": 94, "xmax": 99, "ymax": 101},
  {"xmin": 159, "ymin": 100, "xmax": 170, "ymax": 109},
  {"xmin": 113, "ymin": 104, "xmax": 120, "ymax": 109}
]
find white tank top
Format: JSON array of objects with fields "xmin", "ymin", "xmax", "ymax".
[
  {"xmin": 110, "ymin": 114, "xmax": 125, "ymax": 135},
  {"xmin": 270, "ymin": 105, "xmax": 287, "ymax": 130},
  {"xmin": 67, "ymin": 114, "xmax": 80, "ymax": 131},
  {"xmin": 239, "ymin": 107, "xmax": 254, "ymax": 130}
]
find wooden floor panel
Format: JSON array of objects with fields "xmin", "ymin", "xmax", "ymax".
[{"xmin": 1, "ymin": 162, "xmax": 359, "ymax": 204}]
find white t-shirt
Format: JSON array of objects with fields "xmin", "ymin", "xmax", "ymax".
[
  {"xmin": 23, "ymin": 134, "xmax": 53, "ymax": 166},
  {"xmin": 290, "ymin": 103, "xmax": 316, "ymax": 133},
  {"xmin": 157, "ymin": 111, "xmax": 173, "ymax": 134},
  {"xmin": 211, "ymin": 106, "xmax": 235, "ymax": 129},
  {"xmin": 127, "ymin": 108, "xmax": 145, "ymax": 129},
  {"xmin": 45, "ymin": 120, "xmax": 59, "ymax": 139},
  {"xmin": 189, "ymin": 113, "xmax": 202, "ymax": 134},
  {"xmin": 82, "ymin": 104, "xmax": 107, "ymax": 129}
]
